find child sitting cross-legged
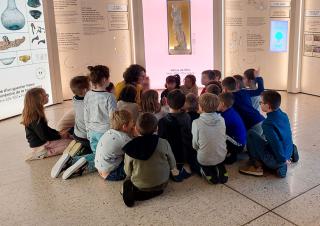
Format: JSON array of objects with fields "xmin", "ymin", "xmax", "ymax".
[
  {"xmin": 122, "ymin": 113, "xmax": 177, "ymax": 207},
  {"xmin": 158, "ymin": 89, "xmax": 196, "ymax": 181},
  {"xmin": 192, "ymin": 93, "xmax": 228, "ymax": 184},
  {"xmin": 239, "ymin": 91, "xmax": 299, "ymax": 178},
  {"xmin": 95, "ymin": 110, "xmax": 134, "ymax": 181},
  {"xmin": 218, "ymin": 92, "xmax": 246, "ymax": 164}
]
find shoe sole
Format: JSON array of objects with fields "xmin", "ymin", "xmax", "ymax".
[
  {"xmin": 51, "ymin": 153, "xmax": 71, "ymax": 178},
  {"xmin": 239, "ymin": 170, "xmax": 263, "ymax": 177},
  {"xmin": 62, "ymin": 157, "xmax": 86, "ymax": 180},
  {"xmin": 25, "ymin": 149, "xmax": 47, "ymax": 161},
  {"xmin": 63, "ymin": 140, "xmax": 76, "ymax": 154}
]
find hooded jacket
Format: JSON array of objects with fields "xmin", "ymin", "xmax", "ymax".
[
  {"xmin": 123, "ymin": 134, "xmax": 176, "ymax": 190},
  {"xmin": 192, "ymin": 112, "xmax": 227, "ymax": 166}
]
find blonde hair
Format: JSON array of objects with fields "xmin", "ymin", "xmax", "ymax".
[
  {"xmin": 21, "ymin": 88, "xmax": 47, "ymax": 126},
  {"xmin": 110, "ymin": 110, "xmax": 132, "ymax": 130},
  {"xmin": 199, "ymin": 93, "xmax": 219, "ymax": 113},
  {"xmin": 141, "ymin": 89, "xmax": 161, "ymax": 113}
]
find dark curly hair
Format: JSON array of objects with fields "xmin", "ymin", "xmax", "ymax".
[
  {"xmin": 87, "ymin": 65, "xmax": 110, "ymax": 85},
  {"xmin": 123, "ymin": 64, "xmax": 146, "ymax": 85}
]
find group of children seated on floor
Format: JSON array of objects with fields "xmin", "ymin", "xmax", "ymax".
[{"xmin": 21, "ymin": 64, "xmax": 299, "ymax": 207}]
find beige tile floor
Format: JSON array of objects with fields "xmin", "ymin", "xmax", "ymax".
[{"xmin": 0, "ymin": 92, "xmax": 320, "ymax": 226}]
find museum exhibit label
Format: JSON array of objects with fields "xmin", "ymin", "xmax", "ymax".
[{"xmin": 0, "ymin": 0, "xmax": 53, "ymax": 120}]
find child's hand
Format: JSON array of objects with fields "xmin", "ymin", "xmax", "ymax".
[
  {"xmin": 254, "ymin": 67, "xmax": 261, "ymax": 77},
  {"xmin": 161, "ymin": 97, "xmax": 168, "ymax": 106}
]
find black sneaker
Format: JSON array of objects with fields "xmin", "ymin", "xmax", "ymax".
[
  {"xmin": 122, "ymin": 180, "xmax": 135, "ymax": 207},
  {"xmin": 180, "ymin": 168, "xmax": 192, "ymax": 179},
  {"xmin": 217, "ymin": 164, "xmax": 229, "ymax": 184},
  {"xmin": 291, "ymin": 144, "xmax": 299, "ymax": 163},
  {"xmin": 62, "ymin": 157, "xmax": 87, "ymax": 180}
]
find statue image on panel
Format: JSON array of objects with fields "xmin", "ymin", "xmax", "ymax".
[{"xmin": 167, "ymin": 0, "xmax": 191, "ymax": 55}]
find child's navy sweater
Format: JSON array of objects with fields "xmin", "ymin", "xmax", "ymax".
[
  {"xmin": 221, "ymin": 107, "xmax": 246, "ymax": 146},
  {"xmin": 263, "ymin": 109, "xmax": 293, "ymax": 163},
  {"xmin": 233, "ymin": 77, "xmax": 265, "ymax": 130}
]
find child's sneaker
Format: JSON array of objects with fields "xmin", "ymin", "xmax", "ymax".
[
  {"xmin": 63, "ymin": 140, "xmax": 76, "ymax": 154},
  {"xmin": 200, "ymin": 168, "xmax": 219, "ymax": 184},
  {"xmin": 25, "ymin": 149, "xmax": 48, "ymax": 161},
  {"xmin": 276, "ymin": 164, "xmax": 287, "ymax": 178},
  {"xmin": 217, "ymin": 164, "xmax": 229, "ymax": 184},
  {"xmin": 68, "ymin": 142, "xmax": 83, "ymax": 157},
  {"xmin": 62, "ymin": 157, "xmax": 87, "ymax": 180},
  {"xmin": 180, "ymin": 168, "xmax": 192, "ymax": 179},
  {"xmin": 291, "ymin": 144, "xmax": 299, "ymax": 163},
  {"xmin": 122, "ymin": 180, "xmax": 135, "ymax": 207},
  {"xmin": 239, "ymin": 165, "xmax": 264, "ymax": 176},
  {"xmin": 50, "ymin": 153, "xmax": 72, "ymax": 178}
]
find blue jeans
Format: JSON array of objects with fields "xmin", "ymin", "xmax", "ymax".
[
  {"xmin": 105, "ymin": 162, "xmax": 126, "ymax": 181},
  {"xmin": 247, "ymin": 130, "xmax": 282, "ymax": 170},
  {"xmin": 73, "ymin": 131, "xmax": 104, "ymax": 173}
]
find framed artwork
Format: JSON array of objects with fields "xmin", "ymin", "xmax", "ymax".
[{"xmin": 167, "ymin": 0, "xmax": 192, "ymax": 55}]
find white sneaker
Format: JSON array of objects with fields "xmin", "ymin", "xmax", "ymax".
[
  {"xmin": 25, "ymin": 149, "xmax": 48, "ymax": 161},
  {"xmin": 51, "ymin": 153, "xmax": 71, "ymax": 178},
  {"xmin": 62, "ymin": 157, "xmax": 87, "ymax": 180}
]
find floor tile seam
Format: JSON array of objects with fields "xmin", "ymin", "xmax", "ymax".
[
  {"xmin": 270, "ymin": 183, "xmax": 320, "ymax": 211},
  {"xmin": 223, "ymin": 184, "xmax": 271, "ymax": 210},
  {"xmin": 240, "ymin": 211, "xmax": 271, "ymax": 226},
  {"xmin": 270, "ymin": 211, "xmax": 299, "ymax": 226}
]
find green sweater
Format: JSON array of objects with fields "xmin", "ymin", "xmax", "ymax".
[{"xmin": 124, "ymin": 136, "xmax": 176, "ymax": 190}]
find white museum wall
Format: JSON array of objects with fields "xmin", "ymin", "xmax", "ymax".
[
  {"xmin": 53, "ymin": 0, "xmax": 132, "ymax": 99},
  {"xmin": 300, "ymin": 0, "xmax": 320, "ymax": 96},
  {"xmin": 224, "ymin": 0, "xmax": 292, "ymax": 90}
]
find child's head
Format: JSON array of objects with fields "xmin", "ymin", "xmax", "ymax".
[
  {"xmin": 136, "ymin": 112, "xmax": 158, "ymax": 135},
  {"xmin": 21, "ymin": 87, "xmax": 48, "ymax": 126},
  {"xmin": 199, "ymin": 93, "xmax": 219, "ymax": 113},
  {"xmin": 243, "ymin": 68, "xmax": 255, "ymax": 87},
  {"xmin": 123, "ymin": 64, "xmax": 146, "ymax": 85},
  {"xmin": 233, "ymin": 75, "xmax": 245, "ymax": 89},
  {"xmin": 167, "ymin": 89, "xmax": 186, "ymax": 111},
  {"xmin": 106, "ymin": 82, "xmax": 115, "ymax": 94},
  {"xmin": 110, "ymin": 110, "xmax": 134, "ymax": 133},
  {"xmin": 222, "ymin": 77, "xmax": 237, "ymax": 92},
  {"xmin": 165, "ymin": 74, "xmax": 180, "ymax": 90},
  {"xmin": 70, "ymin": 75, "xmax": 90, "ymax": 97},
  {"xmin": 260, "ymin": 90, "xmax": 281, "ymax": 113},
  {"xmin": 184, "ymin": 93, "xmax": 199, "ymax": 112},
  {"xmin": 141, "ymin": 89, "xmax": 160, "ymax": 113},
  {"xmin": 184, "ymin": 74, "xmax": 196, "ymax": 89},
  {"xmin": 201, "ymin": 70, "xmax": 216, "ymax": 86},
  {"xmin": 119, "ymin": 84, "xmax": 137, "ymax": 103},
  {"xmin": 88, "ymin": 65, "xmax": 110, "ymax": 89},
  {"xmin": 218, "ymin": 92, "xmax": 234, "ymax": 112},
  {"xmin": 213, "ymin": 70, "xmax": 222, "ymax": 81},
  {"xmin": 206, "ymin": 84, "xmax": 222, "ymax": 96}
]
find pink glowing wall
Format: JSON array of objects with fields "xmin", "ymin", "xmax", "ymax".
[{"xmin": 142, "ymin": 0, "xmax": 214, "ymax": 89}]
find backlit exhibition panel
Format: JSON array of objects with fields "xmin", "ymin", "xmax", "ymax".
[
  {"xmin": 142, "ymin": 0, "xmax": 214, "ymax": 89},
  {"xmin": 224, "ymin": 0, "xmax": 291, "ymax": 90},
  {"xmin": 0, "ymin": 0, "xmax": 53, "ymax": 120}
]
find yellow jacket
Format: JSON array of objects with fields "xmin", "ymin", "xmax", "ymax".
[{"xmin": 115, "ymin": 80, "xmax": 142, "ymax": 105}]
